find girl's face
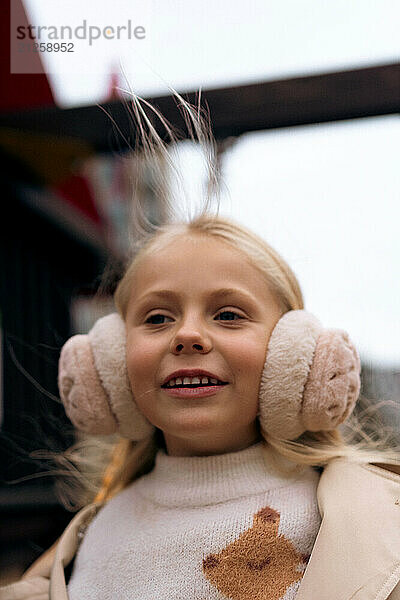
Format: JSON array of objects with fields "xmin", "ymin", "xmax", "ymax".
[{"xmin": 125, "ymin": 234, "xmax": 282, "ymax": 456}]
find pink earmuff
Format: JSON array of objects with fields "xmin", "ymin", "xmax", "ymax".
[
  {"xmin": 58, "ymin": 310, "xmax": 361, "ymax": 441},
  {"xmin": 59, "ymin": 313, "xmax": 154, "ymax": 441},
  {"xmin": 258, "ymin": 311, "xmax": 360, "ymax": 440}
]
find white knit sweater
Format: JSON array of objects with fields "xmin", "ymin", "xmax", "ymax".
[{"xmin": 68, "ymin": 442, "xmax": 321, "ymax": 600}]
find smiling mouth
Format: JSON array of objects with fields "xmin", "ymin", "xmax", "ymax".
[
  {"xmin": 161, "ymin": 381, "xmax": 229, "ymax": 399},
  {"xmin": 161, "ymin": 381, "xmax": 228, "ymax": 389},
  {"xmin": 160, "ymin": 374, "xmax": 230, "ymax": 399}
]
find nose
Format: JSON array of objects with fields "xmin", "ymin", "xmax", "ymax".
[{"xmin": 170, "ymin": 315, "xmax": 212, "ymax": 355}]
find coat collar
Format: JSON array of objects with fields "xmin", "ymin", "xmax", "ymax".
[
  {"xmin": 296, "ymin": 459, "xmax": 400, "ymax": 600},
  {"xmin": 50, "ymin": 503, "xmax": 101, "ymax": 600}
]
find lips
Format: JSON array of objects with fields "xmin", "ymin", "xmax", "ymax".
[
  {"xmin": 161, "ymin": 369, "xmax": 228, "ymax": 387},
  {"xmin": 162, "ymin": 385, "xmax": 227, "ymax": 399}
]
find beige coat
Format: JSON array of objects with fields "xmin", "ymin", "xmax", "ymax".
[{"xmin": 1, "ymin": 458, "xmax": 399, "ymax": 600}]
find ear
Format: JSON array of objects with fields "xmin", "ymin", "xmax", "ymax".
[
  {"xmin": 258, "ymin": 310, "xmax": 361, "ymax": 440},
  {"xmin": 58, "ymin": 313, "xmax": 155, "ymax": 440}
]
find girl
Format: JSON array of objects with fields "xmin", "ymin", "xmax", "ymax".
[{"xmin": 1, "ymin": 98, "xmax": 399, "ymax": 600}]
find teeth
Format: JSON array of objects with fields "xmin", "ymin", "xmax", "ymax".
[{"xmin": 166, "ymin": 375, "xmax": 224, "ymax": 387}]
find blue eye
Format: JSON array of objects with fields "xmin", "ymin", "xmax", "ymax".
[
  {"xmin": 145, "ymin": 314, "xmax": 172, "ymax": 325},
  {"xmin": 216, "ymin": 311, "xmax": 241, "ymax": 321}
]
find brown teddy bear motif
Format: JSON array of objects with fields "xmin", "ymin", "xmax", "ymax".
[{"xmin": 202, "ymin": 506, "xmax": 309, "ymax": 600}]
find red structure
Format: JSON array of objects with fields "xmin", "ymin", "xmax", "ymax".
[
  {"xmin": 1, "ymin": 0, "xmax": 54, "ymax": 112},
  {"xmin": 1, "ymin": 0, "xmax": 103, "ymax": 229}
]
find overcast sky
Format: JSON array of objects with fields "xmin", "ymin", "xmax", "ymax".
[
  {"xmin": 22, "ymin": 1, "xmax": 400, "ymax": 366},
  {"xmin": 23, "ymin": 0, "xmax": 399, "ymax": 106}
]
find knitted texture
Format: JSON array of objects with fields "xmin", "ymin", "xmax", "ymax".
[{"xmin": 68, "ymin": 443, "xmax": 321, "ymax": 600}]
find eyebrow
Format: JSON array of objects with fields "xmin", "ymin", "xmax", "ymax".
[{"xmin": 136, "ymin": 288, "xmax": 257, "ymax": 305}]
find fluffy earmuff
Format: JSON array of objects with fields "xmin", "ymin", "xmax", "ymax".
[
  {"xmin": 58, "ymin": 313, "xmax": 154, "ymax": 441},
  {"xmin": 258, "ymin": 310, "xmax": 360, "ymax": 440},
  {"xmin": 58, "ymin": 310, "xmax": 361, "ymax": 442}
]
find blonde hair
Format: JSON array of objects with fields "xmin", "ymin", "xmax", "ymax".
[{"xmin": 50, "ymin": 91, "xmax": 399, "ymax": 511}]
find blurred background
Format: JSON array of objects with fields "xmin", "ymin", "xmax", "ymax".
[{"xmin": 0, "ymin": 0, "xmax": 399, "ymax": 584}]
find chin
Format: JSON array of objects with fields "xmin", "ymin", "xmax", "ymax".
[{"xmin": 165, "ymin": 413, "xmax": 224, "ymax": 436}]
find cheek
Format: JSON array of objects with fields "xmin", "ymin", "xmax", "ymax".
[
  {"xmin": 126, "ymin": 335, "xmax": 160, "ymax": 391},
  {"xmin": 225, "ymin": 334, "xmax": 268, "ymax": 388},
  {"xmin": 126, "ymin": 337, "xmax": 162, "ymax": 421},
  {"xmin": 226, "ymin": 336, "xmax": 267, "ymax": 424}
]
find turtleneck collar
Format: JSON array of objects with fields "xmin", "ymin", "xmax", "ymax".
[{"xmin": 134, "ymin": 441, "xmax": 314, "ymax": 507}]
